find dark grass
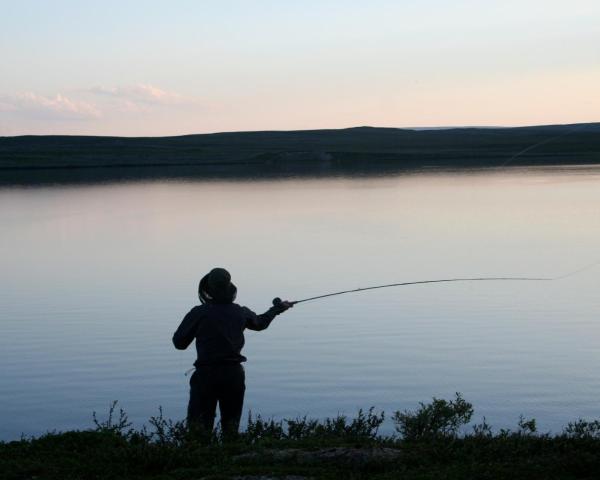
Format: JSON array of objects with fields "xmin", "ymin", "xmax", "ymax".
[{"xmin": 2, "ymin": 394, "xmax": 600, "ymax": 479}]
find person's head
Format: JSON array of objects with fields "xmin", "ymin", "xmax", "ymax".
[{"xmin": 199, "ymin": 267, "xmax": 237, "ymax": 304}]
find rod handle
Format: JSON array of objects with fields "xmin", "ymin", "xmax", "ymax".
[{"xmin": 273, "ymin": 297, "xmax": 297, "ymax": 307}]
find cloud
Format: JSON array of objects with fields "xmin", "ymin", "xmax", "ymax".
[
  {"xmin": 0, "ymin": 84, "xmax": 202, "ymax": 133},
  {"xmin": 88, "ymin": 84, "xmax": 194, "ymax": 107},
  {"xmin": 0, "ymin": 92, "xmax": 101, "ymax": 120}
]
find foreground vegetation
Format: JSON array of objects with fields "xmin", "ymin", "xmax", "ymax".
[{"xmin": 2, "ymin": 394, "xmax": 600, "ymax": 479}]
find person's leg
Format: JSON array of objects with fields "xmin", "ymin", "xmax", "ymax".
[
  {"xmin": 187, "ymin": 367, "xmax": 218, "ymax": 436},
  {"xmin": 217, "ymin": 364, "xmax": 246, "ymax": 438}
]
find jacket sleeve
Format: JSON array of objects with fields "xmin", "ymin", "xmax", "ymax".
[
  {"xmin": 243, "ymin": 305, "xmax": 281, "ymax": 331},
  {"xmin": 172, "ymin": 307, "xmax": 201, "ymax": 350}
]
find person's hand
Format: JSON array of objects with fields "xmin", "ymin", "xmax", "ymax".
[{"xmin": 274, "ymin": 300, "xmax": 294, "ymax": 313}]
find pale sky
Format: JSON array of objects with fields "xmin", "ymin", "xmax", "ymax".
[{"xmin": 1, "ymin": 0, "xmax": 599, "ymax": 136}]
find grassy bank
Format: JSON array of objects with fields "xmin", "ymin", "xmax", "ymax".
[{"xmin": 2, "ymin": 394, "xmax": 600, "ymax": 479}]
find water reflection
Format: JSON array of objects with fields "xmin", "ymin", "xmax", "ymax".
[{"xmin": 0, "ymin": 166, "xmax": 599, "ymax": 440}]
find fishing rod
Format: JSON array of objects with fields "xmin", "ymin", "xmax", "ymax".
[
  {"xmin": 272, "ymin": 277, "xmax": 546, "ymax": 307},
  {"xmin": 272, "ymin": 260, "xmax": 600, "ymax": 307},
  {"xmin": 271, "ymin": 124, "xmax": 599, "ymax": 309}
]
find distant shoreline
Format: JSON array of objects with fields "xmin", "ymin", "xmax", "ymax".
[{"xmin": 1, "ymin": 123, "xmax": 599, "ymax": 184}]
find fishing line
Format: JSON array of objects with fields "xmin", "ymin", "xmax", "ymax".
[
  {"xmin": 273, "ymin": 260, "xmax": 600, "ymax": 306},
  {"xmin": 269, "ymin": 124, "xmax": 598, "ymax": 308},
  {"xmin": 552, "ymin": 259, "xmax": 600, "ymax": 280},
  {"xmin": 500, "ymin": 124, "xmax": 586, "ymax": 167}
]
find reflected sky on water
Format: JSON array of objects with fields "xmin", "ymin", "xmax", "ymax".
[{"xmin": 1, "ymin": 165, "xmax": 599, "ymax": 440}]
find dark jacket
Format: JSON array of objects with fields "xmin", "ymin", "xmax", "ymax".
[{"xmin": 172, "ymin": 303, "xmax": 282, "ymax": 366}]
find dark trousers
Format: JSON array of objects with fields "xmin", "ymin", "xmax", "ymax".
[{"xmin": 188, "ymin": 363, "xmax": 245, "ymax": 435}]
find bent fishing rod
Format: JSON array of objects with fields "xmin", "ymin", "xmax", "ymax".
[
  {"xmin": 272, "ymin": 261, "xmax": 600, "ymax": 307},
  {"xmin": 272, "ymin": 125, "xmax": 599, "ymax": 309}
]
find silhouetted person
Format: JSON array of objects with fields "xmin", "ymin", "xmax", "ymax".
[{"xmin": 172, "ymin": 267, "xmax": 292, "ymax": 437}]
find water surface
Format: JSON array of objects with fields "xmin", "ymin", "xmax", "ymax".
[{"xmin": 1, "ymin": 166, "xmax": 599, "ymax": 440}]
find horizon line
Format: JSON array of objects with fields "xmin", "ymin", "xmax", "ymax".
[{"xmin": 2, "ymin": 121, "xmax": 599, "ymax": 140}]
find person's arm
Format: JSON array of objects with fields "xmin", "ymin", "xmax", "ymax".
[
  {"xmin": 172, "ymin": 307, "xmax": 201, "ymax": 350},
  {"xmin": 243, "ymin": 301, "xmax": 292, "ymax": 331}
]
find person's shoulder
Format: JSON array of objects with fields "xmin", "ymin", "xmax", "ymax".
[
  {"xmin": 187, "ymin": 304, "xmax": 207, "ymax": 316},
  {"xmin": 232, "ymin": 303, "xmax": 252, "ymax": 314}
]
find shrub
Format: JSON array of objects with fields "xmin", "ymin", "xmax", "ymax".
[
  {"xmin": 244, "ymin": 412, "xmax": 285, "ymax": 442},
  {"xmin": 517, "ymin": 415, "xmax": 537, "ymax": 435},
  {"xmin": 146, "ymin": 406, "xmax": 187, "ymax": 446},
  {"xmin": 393, "ymin": 392, "xmax": 473, "ymax": 441},
  {"xmin": 287, "ymin": 407, "xmax": 384, "ymax": 441},
  {"xmin": 471, "ymin": 416, "xmax": 493, "ymax": 438},
  {"xmin": 242, "ymin": 407, "xmax": 384, "ymax": 443},
  {"xmin": 92, "ymin": 401, "xmax": 132, "ymax": 436},
  {"xmin": 563, "ymin": 419, "xmax": 600, "ymax": 439}
]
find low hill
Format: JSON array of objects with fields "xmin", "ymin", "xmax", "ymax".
[{"xmin": 1, "ymin": 123, "xmax": 599, "ymax": 182}]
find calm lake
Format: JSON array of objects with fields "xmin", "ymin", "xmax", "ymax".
[{"xmin": 1, "ymin": 166, "xmax": 599, "ymax": 440}]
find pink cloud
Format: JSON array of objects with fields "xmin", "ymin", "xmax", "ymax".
[
  {"xmin": 0, "ymin": 92, "xmax": 101, "ymax": 119},
  {"xmin": 88, "ymin": 84, "xmax": 193, "ymax": 106},
  {"xmin": 0, "ymin": 84, "xmax": 205, "ymax": 134}
]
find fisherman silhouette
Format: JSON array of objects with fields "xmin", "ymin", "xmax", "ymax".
[{"xmin": 173, "ymin": 267, "xmax": 292, "ymax": 436}]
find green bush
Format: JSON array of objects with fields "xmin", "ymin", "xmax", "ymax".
[
  {"xmin": 392, "ymin": 392, "xmax": 473, "ymax": 440},
  {"xmin": 563, "ymin": 419, "xmax": 600, "ymax": 439},
  {"xmin": 4, "ymin": 395, "xmax": 600, "ymax": 479},
  {"xmin": 243, "ymin": 407, "xmax": 384, "ymax": 443}
]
